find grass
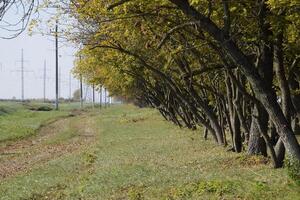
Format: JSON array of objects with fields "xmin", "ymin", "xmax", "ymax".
[
  {"xmin": 0, "ymin": 104, "xmax": 299, "ymax": 199},
  {"xmin": 0, "ymin": 101, "xmax": 80, "ymax": 145}
]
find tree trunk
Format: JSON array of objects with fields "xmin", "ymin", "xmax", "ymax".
[
  {"xmin": 169, "ymin": 0, "xmax": 300, "ymax": 160},
  {"xmin": 226, "ymin": 71, "xmax": 242, "ymax": 152},
  {"xmin": 248, "ymin": 106, "xmax": 267, "ymax": 156},
  {"xmin": 274, "ymin": 32, "xmax": 292, "ymax": 167}
]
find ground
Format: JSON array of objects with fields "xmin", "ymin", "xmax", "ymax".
[{"xmin": 0, "ymin": 102, "xmax": 299, "ymax": 200}]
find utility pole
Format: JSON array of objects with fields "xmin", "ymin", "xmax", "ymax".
[
  {"xmin": 109, "ymin": 96, "xmax": 111, "ymax": 107},
  {"xmin": 12, "ymin": 49, "xmax": 31, "ymax": 101},
  {"xmin": 59, "ymin": 64, "xmax": 61, "ymax": 99},
  {"xmin": 107, "ymin": 92, "xmax": 110, "ymax": 107},
  {"xmin": 80, "ymin": 74, "xmax": 83, "ymax": 108},
  {"xmin": 84, "ymin": 84, "xmax": 89, "ymax": 102},
  {"xmin": 92, "ymin": 83, "xmax": 95, "ymax": 108},
  {"xmin": 107, "ymin": 90, "xmax": 110, "ymax": 107},
  {"xmin": 43, "ymin": 60, "xmax": 46, "ymax": 102},
  {"xmin": 55, "ymin": 21, "xmax": 59, "ymax": 110},
  {"xmin": 99, "ymin": 85, "xmax": 102, "ymax": 109},
  {"xmin": 104, "ymin": 87, "xmax": 107, "ymax": 108},
  {"xmin": 69, "ymin": 72, "xmax": 72, "ymax": 102},
  {"xmin": 21, "ymin": 49, "xmax": 24, "ymax": 101}
]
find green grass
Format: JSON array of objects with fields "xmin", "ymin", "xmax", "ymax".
[
  {"xmin": 0, "ymin": 101, "xmax": 78, "ymax": 144},
  {"xmin": 43, "ymin": 115, "xmax": 88, "ymax": 145},
  {"xmin": 0, "ymin": 104, "xmax": 299, "ymax": 199}
]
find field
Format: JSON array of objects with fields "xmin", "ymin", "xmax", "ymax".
[
  {"xmin": 0, "ymin": 102, "xmax": 299, "ymax": 200},
  {"xmin": 0, "ymin": 101, "xmax": 81, "ymax": 145}
]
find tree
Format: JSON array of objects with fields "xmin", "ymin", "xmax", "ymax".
[
  {"xmin": 0, "ymin": 0, "xmax": 36, "ymax": 39},
  {"xmin": 168, "ymin": 0, "xmax": 300, "ymax": 163},
  {"xmin": 60, "ymin": 0, "xmax": 300, "ymax": 170},
  {"xmin": 73, "ymin": 89, "xmax": 81, "ymax": 101}
]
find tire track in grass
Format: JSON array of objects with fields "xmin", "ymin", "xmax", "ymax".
[{"xmin": 0, "ymin": 111, "xmax": 97, "ymax": 180}]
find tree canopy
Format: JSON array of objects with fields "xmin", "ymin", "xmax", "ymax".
[{"xmin": 58, "ymin": 0, "xmax": 300, "ymax": 177}]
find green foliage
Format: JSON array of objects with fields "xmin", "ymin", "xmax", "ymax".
[
  {"xmin": 166, "ymin": 180, "xmax": 235, "ymax": 199},
  {"xmin": 285, "ymin": 155, "xmax": 300, "ymax": 184},
  {"xmin": 72, "ymin": 89, "xmax": 81, "ymax": 101},
  {"xmin": 82, "ymin": 151, "xmax": 97, "ymax": 167},
  {"xmin": 253, "ymin": 180, "xmax": 269, "ymax": 191},
  {"xmin": 197, "ymin": 180, "xmax": 234, "ymax": 195},
  {"xmin": 0, "ymin": 106, "xmax": 16, "ymax": 116},
  {"xmin": 27, "ymin": 184, "xmax": 67, "ymax": 200},
  {"xmin": 25, "ymin": 104, "xmax": 53, "ymax": 111},
  {"xmin": 127, "ymin": 185, "xmax": 145, "ymax": 200}
]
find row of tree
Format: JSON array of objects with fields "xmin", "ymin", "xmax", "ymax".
[{"xmin": 65, "ymin": 0, "xmax": 300, "ymax": 170}]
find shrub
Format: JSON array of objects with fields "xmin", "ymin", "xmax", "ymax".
[
  {"xmin": 0, "ymin": 107, "xmax": 14, "ymax": 115},
  {"xmin": 285, "ymin": 155, "xmax": 300, "ymax": 184},
  {"xmin": 36, "ymin": 106, "xmax": 53, "ymax": 111},
  {"xmin": 25, "ymin": 104, "xmax": 53, "ymax": 111}
]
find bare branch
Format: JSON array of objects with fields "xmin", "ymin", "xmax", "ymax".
[
  {"xmin": 107, "ymin": 0, "xmax": 131, "ymax": 10},
  {"xmin": 157, "ymin": 21, "xmax": 200, "ymax": 49}
]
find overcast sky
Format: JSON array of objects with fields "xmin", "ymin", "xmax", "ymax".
[
  {"xmin": 0, "ymin": 30, "xmax": 81, "ymax": 100},
  {"xmin": 0, "ymin": 1, "xmax": 83, "ymax": 100},
  {"xmin": 0, "ymin": 2, "xmax": 109, "ymax": 101}
]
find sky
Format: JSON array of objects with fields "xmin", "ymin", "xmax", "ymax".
[
  {"xmin": 0, "ymin": 2, "xmax": 96, "ymax": 101},
  {"xmin": 0, "ymin": 2, "xmax": 111, "ymax": 102},
  {"xmin": 0, "ymin": 30, "xmax": 80, "ymax": 100}
]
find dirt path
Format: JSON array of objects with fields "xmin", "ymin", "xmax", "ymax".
[{"xmin": 0, "ymin": 112, "xmax": 97, "ymax": 180}]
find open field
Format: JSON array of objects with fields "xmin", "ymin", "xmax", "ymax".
[
  {"xmin": 0, "ymin": 103, "xmax": 299, "ymax": 200},
  {"xmin": 0, "ymin": 101, "xmax": 83, "ymax": 145}
]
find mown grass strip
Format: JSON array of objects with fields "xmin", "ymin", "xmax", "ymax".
[{"xmin": 0, "ymin": 105, "xmax": 299, "ymax": 200}]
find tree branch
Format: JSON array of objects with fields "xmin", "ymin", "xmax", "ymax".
[
  {"xmin": 107, "ymin": 0, "xmax": 131, "ymax": 10},
  {"xmin": 157, "ymin": 21, "xmax": 200, "ymax": 49}
]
